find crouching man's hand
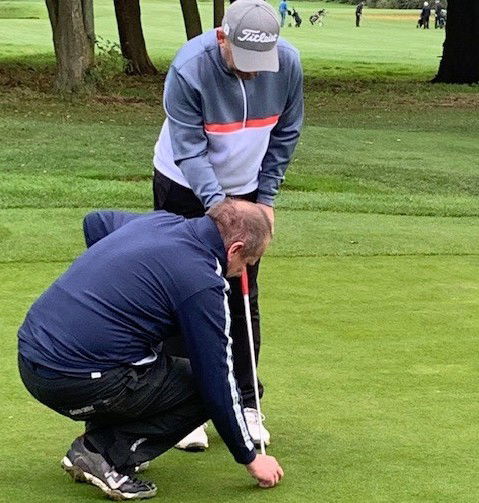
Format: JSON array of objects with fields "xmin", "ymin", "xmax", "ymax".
[{"xmin": 246, "ymin": 454, "xmax": 284, "ymax": 488}]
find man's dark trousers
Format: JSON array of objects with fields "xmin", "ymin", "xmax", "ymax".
[
  {"xmin": 153, "ymin": 170, "xmax": 263, "ymax": 408},
  {"xmin": 18, "ymin": 352, "xmax": 208, "ymax": 472}
]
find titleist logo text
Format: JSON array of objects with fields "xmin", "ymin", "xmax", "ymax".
[{"xmin": 237, "ymin": 29, "xmax": 278, "ymax": 43}]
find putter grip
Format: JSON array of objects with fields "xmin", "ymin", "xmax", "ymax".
[{"xmin": 240, "ymin": 269, "xmax": 249, "ymax": 295}]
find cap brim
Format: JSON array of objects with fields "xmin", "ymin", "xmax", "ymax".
[{"xmin": 230, "ymin": 44, "xmax": 279, "ymax": 73}]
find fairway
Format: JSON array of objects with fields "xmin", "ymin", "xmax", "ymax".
[
  {"xmin": 0, "ymin": 0, "xmax": 447, "ymax": 75},
  {"xmin": 1, "ymin": 1, "xmax": 479, "ymax": 502}
]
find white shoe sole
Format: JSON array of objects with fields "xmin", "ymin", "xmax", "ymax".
[
  {"xmin": 61, "ymin": 456, "xmax": 157, "ymax": 500},
  {"xmin": 174, "ymin": 441, "xmax": 208, "ymax": 452},
  {"xmin": 134, "ymin": 461, "xmax": 150, "ymax": 473}
]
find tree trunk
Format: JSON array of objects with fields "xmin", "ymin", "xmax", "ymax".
[
  {"xmin": 113, "ymin": 0, "xmax": 157, "ymax": 75},
  {"xmin": 45, "ymin": 0, "xmax": 95, "ymax": 92},
  {"xmin": 432, "ymin": 0, "xmax": 479, "ymax": 84},
  {"xmin": 213, "ymin": 0, "xmax": 224, "ymax": 28},
  {"xmin": 82, "ymin": 0, "xmax": 95, "ymax": 50},
  {"xmin": 179, "ymin": 0, "xmax": 202, "ymax": 40}
]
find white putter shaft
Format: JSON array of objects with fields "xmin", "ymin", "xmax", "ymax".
[{"xmin": 240, "ymin": 269, "xmax": 266, "ymax": 455}]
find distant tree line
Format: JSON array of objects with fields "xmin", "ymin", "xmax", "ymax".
[{"xmin": 41, "ymin": 0, "xmax": 475, "ymax": 92}]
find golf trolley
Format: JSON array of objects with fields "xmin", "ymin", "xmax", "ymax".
[
  {"xmin": 287, "ymin": 7, "xmax": 302, "ymax": 28},
  {"xmin": 436, "ymin": 8, "xmax": 447, "ymax": 28},
  {"xmin": 309, "ymin": 9, "xmax": 326, "ymax": 26}
]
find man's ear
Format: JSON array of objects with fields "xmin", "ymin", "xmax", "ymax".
[
  {"xmin": 217, "ymin": 28, "xmax": 225, "ymax": 43},
  {"xmin": 227, "ymin": 241, "xmax": 245, "ymax": 259}
]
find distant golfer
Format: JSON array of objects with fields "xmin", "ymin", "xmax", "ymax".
[
  {"xmin": 152, "ymin": 0, "xmax": 303, "ymax": 451},
  {"xmin": 434, "ymin": 1, "xmax": 445, "ymax": 28},
  {"xmin": 355, "ymin": 1, "xmax": 365, "ymax": 27},
  {"xmin": 420, "ymin": 1, "xmax": 431, "ymax": 29},
  {"xmin": 279, "ymin": 0, "xmax": 288, "ymax": 27},
  {"xmin": 18, "ymin": 200, "xmax": 283, "ymax": 500}
]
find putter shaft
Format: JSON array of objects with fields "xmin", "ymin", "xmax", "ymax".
[{"xmin": 241, "ymin": 269, "xmax": 266, "ymax": 455}]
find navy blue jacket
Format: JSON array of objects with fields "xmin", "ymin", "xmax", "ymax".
[{"xmin": 18, "ymin": 211, "xmax": 256, "ymax": 464}]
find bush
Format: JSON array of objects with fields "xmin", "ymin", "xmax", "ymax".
[{"xmin": 88, "ymin": 37, "xmax": 128, "ymax": 86}]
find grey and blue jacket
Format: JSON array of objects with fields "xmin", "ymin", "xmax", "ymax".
[
  {"xmin": 154, "ymin": 29, "xmax": 303, "ymax": 209},
  {"xmin": 18, "ymin": 211, "xmax": 256, "ymax": 465}
]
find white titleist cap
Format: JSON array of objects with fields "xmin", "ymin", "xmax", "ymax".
[{"xmin": 222, "ymin": 0, "xmax": 280, "ymax": 72}]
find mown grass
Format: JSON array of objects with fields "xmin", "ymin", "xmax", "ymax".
[
  {"xmin": 2, "ymin": 255, "xmax": 478, "ymax": 503},
  {"xmin": 1, "ymin": 1, "xmax": 479, "ymax": 502}
]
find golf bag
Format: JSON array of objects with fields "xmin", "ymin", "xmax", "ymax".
[{"xmin": 291, "ymin": 8, "xmax": 302, "ymax": 27}]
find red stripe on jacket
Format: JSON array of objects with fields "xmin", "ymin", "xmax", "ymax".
[{"xmin": 204, "ymin": 115, "xmax": 280, "ymax": 133}]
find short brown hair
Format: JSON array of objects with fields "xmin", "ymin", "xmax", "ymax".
[{"xmin": 206, "ymin": 198, "xmax": 272, "ymax": 258}]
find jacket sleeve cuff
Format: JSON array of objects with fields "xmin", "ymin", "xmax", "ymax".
[
  {"xmin": 255, "ymin": 192, "xmax": 275, "ymax": 207},
  {"xmin": 205, "ymin": 193, "xmax": 227, "ymax": 209},
  {"xmin": 236, "ymin": 449, "xmax": 257, "ymax": 465}
]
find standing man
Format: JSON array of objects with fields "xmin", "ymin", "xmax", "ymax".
[
  {"xmin": 355, "ymin": 1, "xmax": 365, "ymax": 27},
  {"xmin": 18, "ymin": 200, "xmax": 283, "ymax": 501},
  {"xmin": 278, "ymin": 0, "xmax": 288, "ymax": 28},
  {"xmin": 153, "ymin": 0, "xmax": 303, "ymax": 450},
  {"xmin": 420, "ymin": 2, "xmax": 431, "ymax": 29}
]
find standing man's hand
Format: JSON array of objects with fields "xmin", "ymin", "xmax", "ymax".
[
  {"xmin": 246, "ymin": 454, "xmax": 284, "ymax": 488},
  {"xmin": 256, "ymin": 203, "xmax": 275, "ymax": 235}
]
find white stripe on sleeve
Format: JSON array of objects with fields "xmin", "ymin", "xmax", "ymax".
[{"xmin": 215, "ymin": 259, "xmax": 255, "ymax": 451}]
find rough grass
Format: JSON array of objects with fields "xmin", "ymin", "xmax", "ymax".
[{"xmin": 1, "ymin": 94, "xmax": 478, "ymax": 217}]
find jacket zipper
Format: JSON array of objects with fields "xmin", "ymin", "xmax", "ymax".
[{"xmin": 236, "ymin": 76, "xmax": 247, "ymax": 128}]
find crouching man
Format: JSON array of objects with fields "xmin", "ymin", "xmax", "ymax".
[{"xmin": 17, "ymin": 199, "xmax": 283, "ymax": 500}]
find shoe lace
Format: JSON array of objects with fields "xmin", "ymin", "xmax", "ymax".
[
  {"xmin": 105, "ymin": 469, "xmax": 151, "ymax": 488},
  {"xmin": 244, "ymin": 407, "xmax": 266, "ymax": 424},
  {"xmin": 130, "ymin": 476, "xmax": 156, "ymax": 489},
  {"xmin": 130, "ymin": 476, "xmax": 146, "ymax": 485}
]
